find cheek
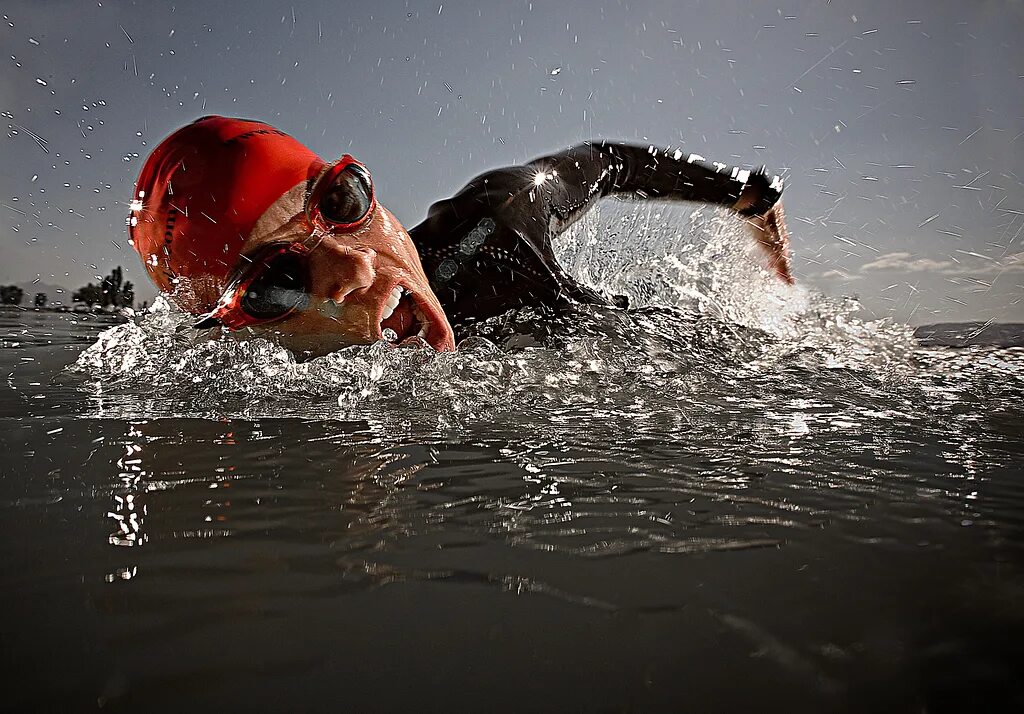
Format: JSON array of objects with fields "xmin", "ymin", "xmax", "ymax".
[{"xmin": 367, "ymin": 209, "xmax": 423, "ymax": 266}]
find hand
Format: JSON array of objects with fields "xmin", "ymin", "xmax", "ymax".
[{"xmin": 743, "ymin": 201, "xmax": 794, "ymax": 285}]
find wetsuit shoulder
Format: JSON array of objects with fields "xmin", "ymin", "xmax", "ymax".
[{"xmin": 409, "ymin": 159, "xmax": 606, "ymax": 326}]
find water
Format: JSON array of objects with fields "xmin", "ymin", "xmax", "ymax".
[{"xmin": 3, "ymin": 207, "xmax": 1023, "ymax": 712}]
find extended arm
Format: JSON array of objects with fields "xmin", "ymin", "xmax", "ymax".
[
  {"xmin": 411, "ymin": 141, "xmax": 793, "ymax": 325},
  {"xmin": 519, "ymin": 141, "xmax": 783, "ymax": 232},
  {"xmin": 521, "ymin": 142, "xmax": 794, "ymax": 284}
]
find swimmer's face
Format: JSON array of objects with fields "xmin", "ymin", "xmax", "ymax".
[{"xmin": 218, "ymin": 180, "xmax": 455, "ymax": 357}]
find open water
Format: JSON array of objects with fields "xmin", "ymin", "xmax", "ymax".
[{"xmin": 2, "ymin": 207, "xmax": 1022, "ymax": 712}]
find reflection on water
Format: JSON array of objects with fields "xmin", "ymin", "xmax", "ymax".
[
  {"xmin": 2, "ymin": 208, "xmax": 1023, "ymax": 711},
  {"xmin": 107, "ymin": 423, "xmax": 147, "ymax": 551}
]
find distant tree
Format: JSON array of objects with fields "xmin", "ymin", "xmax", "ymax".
[
  {"xmin": 1, "ymin": 285, "xmax": 24, "ymax": 305},
  {"xmin": 73, "ymin": 268, "xmax": 135, "ymax": 310},
  {"xmin": 34, "ymin": 292, "xmax": 47, "ymax": 308},
  {"xmin": 121, "ymin": 281, "xmax": 134, "ymax": 309},
  {"xmin": 72, "ymin": 282, "xmax": 103, "ymax": 308},
  {"xmin": 100, "ymin": 266, "xmax": 125, "ymax": 308},
  {"xmin": 113, "ymin": 267, "xmax": 124, "ymax": 304}
]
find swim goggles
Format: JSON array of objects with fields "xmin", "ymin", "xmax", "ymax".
[{"xmin": 194, "ymin": 156, "xmax": 376, "ymax": 330}]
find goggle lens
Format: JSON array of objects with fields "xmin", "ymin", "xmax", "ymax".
[
  {"xmin": 317, "ymin": 164, "xmax": 373, "ymax": 226},
  {"xmin": 238, "ymin": 250, "xmax": 309, "ymax": 320}
]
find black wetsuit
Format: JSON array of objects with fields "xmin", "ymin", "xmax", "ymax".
[{"xmin": 409, "ymin": 142, "xmax": 783, "ymax": 326}]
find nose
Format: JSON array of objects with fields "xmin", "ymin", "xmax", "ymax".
[{"xmin": 310, "ymin": 241, "xmax": 378, "ymax": 302}]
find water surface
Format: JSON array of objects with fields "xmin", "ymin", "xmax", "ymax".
[{"xmin": 3, "ymin": 209, "xmax": 1023, "ymax": 712}]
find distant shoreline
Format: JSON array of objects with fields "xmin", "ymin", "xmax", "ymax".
[{"xmin": 0, "ymin": 304, "xmax": 129, "ymax": 321}]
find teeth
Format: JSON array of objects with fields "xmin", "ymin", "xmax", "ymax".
[
  {"xmin": 379, "ymin": 286, "xmax": 433, "ymax": 342},
  {"xmin": 380, "ymin": 286, "xmax": 405, "ymax": 323},
  {"xmin": 379, "ymin": 285, "xmax": 411, "ymax": 332}
]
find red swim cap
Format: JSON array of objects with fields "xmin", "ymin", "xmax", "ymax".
[{"xmin": 128, "ymin": 116, "xmax": 325, "ymax": 313}]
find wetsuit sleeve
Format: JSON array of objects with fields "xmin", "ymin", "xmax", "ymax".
[
  {"xmin": 410, "ymin": 142, "xmax": 784, "ymax": 325},
  {"xmin": 521, "ymin": 141, "xmax": 784, "ymax": 235}
]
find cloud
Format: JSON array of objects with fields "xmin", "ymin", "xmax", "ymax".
[
  {"xmin": 860, "ymin": 251, "xmax": 1024, "ymax": 277},
  {"xmin": 817, "ymin": 269, "xmax": 856, "ymax": 280},
  {"xmin": 861, "ymin": 252, "xmax": 957, "ymax": 273}
]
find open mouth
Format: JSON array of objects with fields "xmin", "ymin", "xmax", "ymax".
[{"xmin": 377, "ymin": 284, "xmax": 452, "ymax": 350}]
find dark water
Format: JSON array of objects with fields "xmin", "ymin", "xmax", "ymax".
[{"xmin": 2, "ymin": 216, "xmax": 1023, "ymax": 712}]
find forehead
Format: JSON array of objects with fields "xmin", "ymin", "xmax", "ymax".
[
  {"xmin": 237, "ymin": 180, "xmax": 390, "ymax": 259},
  {"xmin": 240, "ymin": 182, "xmax": 308, "ymax": 256}
]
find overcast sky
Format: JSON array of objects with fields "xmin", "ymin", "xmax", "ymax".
[{"xmin": 2, "ymin": 0, "xmax": 1022, "ymax": 323}]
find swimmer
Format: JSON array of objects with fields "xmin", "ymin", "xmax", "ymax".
[{"xmin": 128, "ymin": 116, "xmax": 793, "ymax": 355}]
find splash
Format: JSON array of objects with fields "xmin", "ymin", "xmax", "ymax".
[
  {"xmin": 555, "ymin": 203, "xmax": 810, "ymax": 336},
  {"xmin": 72, "ymin": 204, "xmax": 916, "ymax": 426}
]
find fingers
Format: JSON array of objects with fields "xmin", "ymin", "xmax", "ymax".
[
  {"xmin": 747, "ymin": 203, "xmax": 795, "ymax": 285},
  {"xmin": 766, "ymin": 204, "xmax": 795, "ymax": 284}
]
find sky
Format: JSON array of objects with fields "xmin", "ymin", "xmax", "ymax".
[{"xmin": 1, "ymin": 0, "xmax": 1022, "ymax": 323}]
